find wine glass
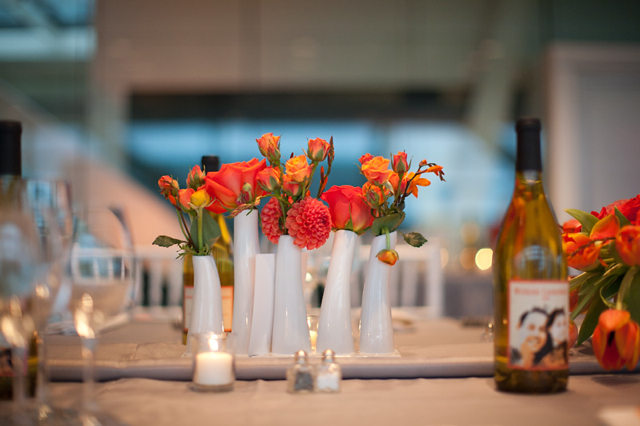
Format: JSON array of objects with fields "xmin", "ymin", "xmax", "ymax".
[
  {"xmin": 69, "ymin": 207, "xmax": 134, "ymax": 426},
  {"xmin": 0, "ymin": 207, "xmax": 43, "ymax": 424}
]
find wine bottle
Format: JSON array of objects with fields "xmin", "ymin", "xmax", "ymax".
[
  {"xmin": 0, "ymin": 120, "xmax": 37, "ymax": 399},
  {"xmin": 182, "ymin": 156, "xmax": 234, "ymax": 344},
  {"xmin": 493, "ymin": 117, "xmax": 569, "ymax": 393}
]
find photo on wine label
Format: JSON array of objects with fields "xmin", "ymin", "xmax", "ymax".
[{"xmin": 508, "ymin": 281, "xmax": 569, "ymax": 370}]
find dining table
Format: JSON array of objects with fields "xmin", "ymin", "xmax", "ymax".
[{"xmin": 11, "ymin": 307, "xmax": 640, "ymax": 425}]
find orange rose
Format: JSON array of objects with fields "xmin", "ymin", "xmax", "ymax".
[
  {"xmin": 392, "ymin": 151, "xmax": 408, "ymax": 175},
  {"xmin": 158, "ymin": 175, "xmax": 179, "ymax": 206},
  {"xmin": 203, "ymin": 158, "xmax": 267, "ymax": 213},
  {"xmin": 285, "ymin": 155, "xmax": 312, "ymax": 183},
  {"xmin": 282, "ymin": 174, "xmax": 303, "ymax": 197},
  {"xmin": 321, "ymin": 185, "xmax": 374, "ymax": 235},
  {"xmin": 256, "ymin": 133, "xmax": 281, "ymax": 161},
  {"xmin": 178, "ymin": 188, "xmax": 195, "ymax": 212},
  {"xmin": 616, "ymin": 225, "xmax": 640, "ymax": 266},
  {"xmin": 361, "ymin": 156, "xmax": 392, "ymax": 185},
  {"xmin": 362, "ymin": 182, "xmax": 387, "ymax": 208},
  {"xmin": 257, "ymin": 167, "xmax": 281, "ymax": 192},
  {"xmin": 307, "ymin": 137, "xmax": 330, "ymax": 162},
  {"xmin": 592, "ymin": 309, "xmax": 640, "ymax": 371},
  {"xmin": 359, "ymin": 153, "xmax": 374, "ymax": 165}
]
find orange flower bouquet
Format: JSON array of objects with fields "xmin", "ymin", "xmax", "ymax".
[
  {"xmin": 153, "ymin": 166, "xmax": 221, "ymax": 256},
  {"xmin": 563, "ymin": 195, "xmax": 640, "ymax": 371},
  {"xmin": 359, "ymin": 152, "xmax": 445, "ymax": 265}
]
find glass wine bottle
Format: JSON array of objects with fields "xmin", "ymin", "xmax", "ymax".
[
  {"xmin": 182, "ymin": 156, "xmax": 234, "ymax": 344},
  {"xmin": 0, "ymin": 120, "xmax": 37, "ymax": 400},
  {"xmin": 493, "ymin": 117, "xmax": 569, "ymax": 393}
]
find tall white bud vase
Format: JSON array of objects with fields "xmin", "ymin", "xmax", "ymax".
[
  {"xmin": 271, "ymin": 235, "xmax": 311, "ymax": 355},
  {"xmin": 233, "ymin": 210, "xmax": 260, "ymax": 354},
  {"xmin": 317, "ymin": 229, "xmax": 358, "ymax": 355},
  {"xmin": 187, "ymin": 256, "xmax": 224, "ymax": 354},
  {"xmin": 359, "ymin": 231, "xmax": 397, "ymax": 355}
]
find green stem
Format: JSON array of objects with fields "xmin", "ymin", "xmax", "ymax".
[
  {"xmin": 176, "ymin": 209, "xmax": 192, "ymax": 245},
  {"xmin": 617, "ymin": 266, "xmax": 639, "ymax": 310},
  {"xmin": 197, "ymin": 210, "xmax": 204, "ymax": 253},
  {"xmin": 384, "ymin": 227, "xmax": 390, "ymax": 250}
]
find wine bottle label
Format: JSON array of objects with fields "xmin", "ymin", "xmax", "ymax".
[
  {"xmin": 221, "ymin": 287, "xmax": 234, "ymax": 332},
  {"xmin": 183, "ymin": 285, "xmax": 194, "ymax": 333},
  {"xmin": 507, "ymin": 280, "xmax": 569, "ymax": 370}
]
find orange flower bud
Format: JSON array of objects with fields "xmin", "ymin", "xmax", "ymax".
[
  {"xmin": 392, "ymin": 151, "xmax": 409, "ymax": 175},
  {"xmin": 256, "ymin": 167, "xmax": 281, "ymax": 192},
  {"xmin": 285, "ymin": 155, "xmax": 312, "ymax": 183},
  {"xmin": 615, "ymin": 225, "xmax": 640, "ymax": 266},
  {"xmin": 282, "ymin": 175, "xmax": 303, "ymax": 197},
  {"xmin": 256, "ymin": 133, "xmax": 281, "ymax": 162},
  {"xmin": 187, "ymin": 165, "xmax": 205, "ymax": 190},
  {"xmin": 178, "ymin": 188, "xmax": 195, "ymax": 212},
  {"xmin": 307, "ymin": 137, "xmax": 330, "ymax": 162},
  {"xmin": 592, "ymin": 309, "xmax": 640, "ymax": 371},
  {"xmin": 376, "ymin": 249, "xmax": 399, "ymax": 266},
  {"xmin": 190, "ymin": 188, "xmax": 211, "ymax": 209},
  {"xmin": 158, "ymin": 175, "xmax": 179, "ymax": 206},
  {"xmin": 359, "ymin": 153, "xmax": 374, "ymax": 165},
  {"xmin": 362, "ymin": 182, "xmax": 386, "ymax": 207}
]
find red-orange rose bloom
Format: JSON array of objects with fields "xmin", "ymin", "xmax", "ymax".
[
  {"xmin": 285, "ymin": 155, "xmax": 312, "ymax": 183},
  {"xmin": 361, "ymin": 156, "xmax": 392, "ymax": 185},
  {"xmin": 204, "ymin": 158, "xmax": 267, "ymax": 214},
  {"xmin": 307, "ymin": 137, "xmax": 330, "ymax": 162},
  {"xmin": 261, "ymin": 197, "xmax": 284, "ymax": 244},
  {"xmin": 321, "ymin": 185, "xmax": 374, "ymax": 235},
  {"xmin": 592, "ymin": 309, "xmax": 640, "ymax": 371},
  {"xmin": 158, "ymin": 175, "xmax": 178, "ymax": 206},
  {"xmin": 359, "ymin": 153, "xmax": 374, "ymax": 165},
  {"xmin": 257, "ymin": 167, "xmax": 281, "ymax": 192},
  {"xmin": 256, "ymin": 133, "xmax": 281, "ymax": 161},
  {"xmin": 285, "ymin": 197, "xmax": 331, "ymax": 250},
  {"xmin": 616, "ymin": 225, "xmax": 640, "ymax": 266}
]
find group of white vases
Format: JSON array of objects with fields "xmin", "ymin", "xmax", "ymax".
[{"xmin": 187, "ymin": 209, "xmax": 398, "ymax": 357}]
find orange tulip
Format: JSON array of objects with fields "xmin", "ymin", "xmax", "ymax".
[
  {"xmin": 285, "ymin": 155, "xmax": 312, "ymax": 183},
  {"xmin": 590, "ymin": 213, "xmax": 620, "ymax": 240},
  {"xmin": 568, "ymin": 319, "xmax": 578, "ymax": 349},
  {"xmin": 361, "ymin": 156, "xmax": 393, "ymax": 185},
  {"xmin": 615, "ymin": 225, "xmax": 640, "ymax": 267},
  {"xmin": 321, "ymin": 185, "xmax": 375, "ymax": 235},
  {"xmin": 307, "ymin": 137, "xmax": 330, "ymax": 162},
  {"xmin": 563, "ymin": 233, "xmax": 600, "ymax": 270},
  {"xmin": 377, "ymin": 249, "xmax": 399, "ymax": 266},
  {"xmin": 562, "ymin": 219, "xmax": 582, "ymax": 233},
  {"xmin": 592, "ymin": 309, "xmax": 640, "ymax": 371}
]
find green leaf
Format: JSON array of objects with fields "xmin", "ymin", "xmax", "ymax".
[
  {"xmin": 370, "ymin": 212, "xmax": 405, "ymax": 236},
  {"xmin": 570, "ymin": 272, "xmax": 598, "ymax": 292},
  {"xmin": 625, "ymin": 271, "xmax": 640, "ymax": 325},
  {"xmin": 152, "ymin": 235, "xmax": 184, "ymax": 248},
  {"xmin": 403, "ymin": 232, "xmax": 427, "ymax": 248},
  {"xmin": 614, "ymin": 207, "xmax": 632, "ymax": 228},
  {"xmin": 576, "ymin": 293, "xmax": 607, "ymax": 346},
  {"xmin": 565, "ymin": 208, "xmax": 598, "ymax": 234},
  {"xmin": 191, "ymin": 212, "xmax": 221, "ymax": 253}
]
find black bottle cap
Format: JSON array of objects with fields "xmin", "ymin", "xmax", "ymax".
[
  {"xmin": 0, "ymin": 120, "xmax": 22, "ymax": 176},
  {"xmin": 515, "ymin": 117, "xmax": 542, "ymax": 172},
  {"xmin": 201, "ymin": 155, "xmax": 220, "ymax": 173}
]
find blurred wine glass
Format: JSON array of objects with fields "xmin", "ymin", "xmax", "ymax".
[{"xmin": 69, "ymin": 207, "xmax": 134, "ymax": 426}]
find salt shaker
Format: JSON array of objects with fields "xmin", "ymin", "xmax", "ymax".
[
  {"xmin": 287, "ymin": 350, "xmax": 315, "ymax": 393},
  {"xmin": 315, "ymin": 349, "xmax": 341, "ymax": 392}
]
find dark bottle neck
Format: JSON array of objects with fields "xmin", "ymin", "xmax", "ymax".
[
  {"xmin": 0, "ymin": 120, "xmax": 22, "ymax": 176},
  {"xmin": 515, "ymin": 118, "xmax": 542, "ymax": 172}
]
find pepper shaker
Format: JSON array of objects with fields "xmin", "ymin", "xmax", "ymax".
[
  {"xmin": 315, "ymin": 349, "xmax": 341, "ymax": 392},
  {"xmin": 287, "ymin": 350, "xmax": 315, "ymax": 393}
]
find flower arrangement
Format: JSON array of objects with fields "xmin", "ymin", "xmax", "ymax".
[
  {"xmin": 358, "ymin": 152, "xmax": 445, "ymax": 265},
  {"xmin": 154, "ymin": 166, "xmax": 221, "ymax": 256},
  {"xmin": 256, "ymin": 133, "xmax": 333, "ymax": 250},
  {"xmin": 562, "ymin": 194, "xmax": 640, "ymax": 371}
]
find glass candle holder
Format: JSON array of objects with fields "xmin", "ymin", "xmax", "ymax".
[{"xmin": 191, "ymin": 332, "xmax": 235, "ymax": 392}]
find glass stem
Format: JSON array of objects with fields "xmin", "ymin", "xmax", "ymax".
[
  {"xmin": 80, "ymin": 334, "xmax": 98, "ymax": 414},
  {"xmin": 35, "ymin": 330, "xmax": 52, "ymax": 415},
  {"xmin": 11, "ymin": 345, "xmax": 26, "ymax": 410}
]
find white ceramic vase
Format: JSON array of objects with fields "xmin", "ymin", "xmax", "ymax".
[
  {"xmin": 271, "ymin": 235, "xmax": 311, "ymax": 355},
  {"xmin": 233, "ymin": 210, "xmax": 260, "ymax": 354},
  {"xmin": 317, "ymin": 229, "xmax": 358, "ymax": 355},
  {"xmin": 187, "ymin": 255, "xmax": 224, "ymax": 355},
  {"xmin": 359, "ymin": 231, "xmax": 397, "ymax": 355}
]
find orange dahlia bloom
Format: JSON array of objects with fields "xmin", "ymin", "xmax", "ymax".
[
  {"xmin": 285, "ymin": 197, "xmax": 331, "ymax": 250},
  {"xmin": 592, "ymin": 309, "xmax": 640, "ymax": 371},
  {"xmin": 261, "ymin": 197, "xmax": 284, "ymax": 244}
]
